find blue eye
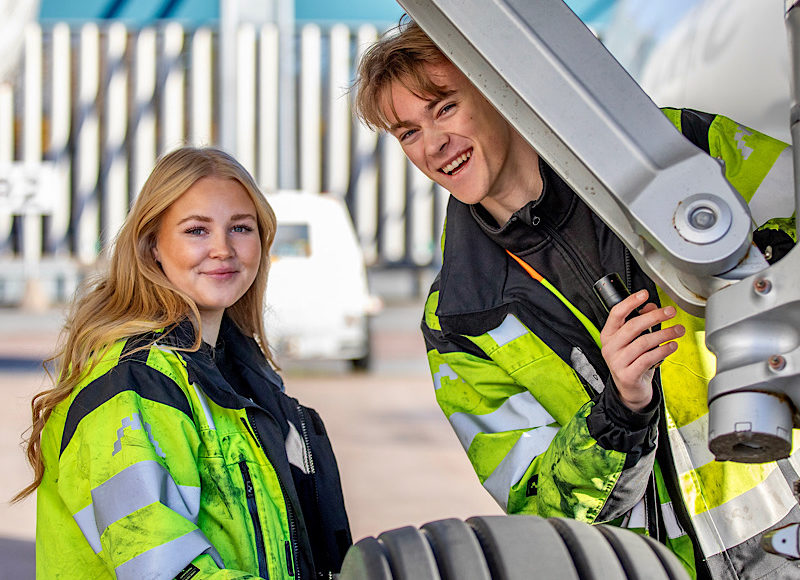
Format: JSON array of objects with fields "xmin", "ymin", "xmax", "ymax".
[
  {"xmin": 185, "ymin": 227, "xmax": 206, "ymax": 235},
  {"xmin": 400, "ymin": 128, "xmax": 417, "ymax": 141},
  {"xmin": 232, "ymin": 224, "xmax": 254, "ymax": 233}
]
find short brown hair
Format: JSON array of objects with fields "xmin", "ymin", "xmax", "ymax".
[{"xmin": 353, "ymin": 18, "xmax": 453, "ymax": 131}]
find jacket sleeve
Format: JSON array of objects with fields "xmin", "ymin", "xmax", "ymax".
[
  {"xmin": 663, "ymin": 108, "xmax": 795, "ymax": 241},
  {"xmin": 422, "ymin": 291, "xmax": 652, "ymax": 524},
  {"xmin": 54, "ymin": 353, "xmax": 262, "ymax": 580}
]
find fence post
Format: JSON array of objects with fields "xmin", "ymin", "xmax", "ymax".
[
  {"xmin": 380, "ymin": 136, "xmax": 406, "ymax": 262},
  {"xmin": 75, "ymin": 23, "xmax": 101, "ymax": 265},
  {"xmin": 103, "ymin": 22, "xmax": 129, "ymax": 246},
  {"xmin": 236, "ymin": 24, "xmax": 257, "ymax": 174},
  {"xmin": 352, "ymin": 24, "xmax": 379, "ymax": 264},
  {"xmin": 21, "ymin": 23, "xmax": 48, "ymax": 309},
  {"xmin": 327, "ymin": 24, "xmax": 351, "ymax": 198},
  {"xmin": 0, "ymin": 82, "xmax": 12, "ymax": 255},
  {"xmin": 49, "ymin": 23, "xmax": 72, "ymax": 256},
  {"xmin": 300, "ymin": 23, "xmax": 321, "ymax": 194},
  {"xmin": 162, "ymin": 22, "xmax": 185, "ymax": 152},
  {"xmin": 258, "ymin": 23, "xmax": 279, "ymax": 192},
  {"xmin": 190, "ymin": 28, "xmax": 213, "ymax": 146},
  {"xmin": 409, "ymin": 166, "xmax": 436, "ymax": 266},
  {"xmin": 133, "ymin": 28, "xmax": 157, "ymax": 197}
]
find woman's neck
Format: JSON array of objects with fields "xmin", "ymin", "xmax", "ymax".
[{"xmin": 200, "ymin": 309, "xmax": 224, "ymax": 346}]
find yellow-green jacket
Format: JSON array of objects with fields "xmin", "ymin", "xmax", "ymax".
[
  {"xmin": 37, "ymin": 316, "xmax": 351, "ymax": 579},
  {"xmin": 422, "ymin": 109, "xmax": 798, "ymax": 579}
]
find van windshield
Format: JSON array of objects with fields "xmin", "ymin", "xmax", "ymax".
[{"xmin": 272, "ymin": 223, "xmax": 311, "ymax": 258}]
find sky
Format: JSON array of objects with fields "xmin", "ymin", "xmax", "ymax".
[{"xmin": 37, "ymin": 0, "xmax": 624, "ymax": 29}]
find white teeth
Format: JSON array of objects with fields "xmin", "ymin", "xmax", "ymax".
[{"xmin": 442, "ymin": 151, "xmax": 471, "ymax": 174}]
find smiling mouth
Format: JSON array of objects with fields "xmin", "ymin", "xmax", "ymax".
[{"xmin": 440, "ymin": 150, "xmax": 472, "ymax": 176}]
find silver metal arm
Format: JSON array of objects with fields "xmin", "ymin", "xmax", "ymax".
[
  {"xmin": 398, "ymin": 0, "xmax": 800, "ymax": 465},
  {"xmin": 397, "ymin": 0, "xmax": 761, "ymax": 318}
]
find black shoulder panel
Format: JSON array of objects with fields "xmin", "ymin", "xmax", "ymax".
[
  {"xmin": 680, "ymin": 108, "xmax": 716, "ymax": 154},
  {"xmin": 60, "ymin": 351, "xmax": 192, "ymax": 457}
]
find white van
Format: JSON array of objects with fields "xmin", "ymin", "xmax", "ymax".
[{"xmin": 264, "ymin": 192, "xmax": 382, "ymax": 370}]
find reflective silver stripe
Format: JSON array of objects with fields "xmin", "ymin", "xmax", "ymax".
[
  {"xmin": 692, "ymin": 465, "xmax": 796, "ymax": 556},
  {"xmin": 449, "ymin": 390, "xmax": 555, "ymax": 452},
  {"xmin": 286, "ymin": 420, "xmax": 311, "ymax": 474},
  {"xmin": 749, "ymin": 146, "xmax": 794, "ymax": 227},
  {"xmin": 73, "ymin": 504, "xmax": 103, "ymax": 554},
  {"xmin": 433, "ymin": 363, "xmax": 459, "ymax": 390},
  {"xmin": 192, "ymin": 382, "xmax": 216, "ymax": 430},
  {"xmin": 662, "ymin": 501, "xmax": 685, "ymax": 540},
  {"xmin": 668, "ymin": 413, "xmax": 715, "ymax": 475},
  {"xmin": 733, "ymin": 126, "xmax": 754, "ymax": 160},
  {"xmin": 487, "ymin": 314, "xmax": 527, "ymax": 347},
  {"xmin": 114, "ymin": 529, "xmax": 223, "ymax": 580},
  {"xmin": 482, "ymin": 425, "xmax": 560, "ymax": 510},
  {"xmin": 112, "ymin": 412, "xmax": 166, "ymax": 458},
  {"xmin": 569, "ymin": 347, "xmax": 604, "ymax": 393},
  {"xmin": 784, "ymin": 439, "xmax": 800, "ymax": 476},
  {"xmin": 92, "ymin": 460, "xmax": 201, "ymax": 532},
  {"xmin": 620, "ymin": 497, "xmax": 646, "ymax": 530}
]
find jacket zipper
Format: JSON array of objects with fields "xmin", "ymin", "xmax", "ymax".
[
  {"xmin": 238, "ymin": 459, "xmax": 270, "ymax": 579},
  {"xmin": 535, "ymin": 215, "xmax": 602, "ymax": 310},
  {"xmin": 296, "ymin": 404, "xmax": 319, "ymax": 506},
  {"xmin": 245, "ymin": 409, "xmax": 300, "ymax": 579}
]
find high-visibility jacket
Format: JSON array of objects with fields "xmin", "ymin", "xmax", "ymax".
[
  {"xmin": 37, "ymin": 315, "xmax": 352, "ymax": 579},
  {"xmin": 421, "ymin": 109, "xmax": 798, "ymax": 580}
]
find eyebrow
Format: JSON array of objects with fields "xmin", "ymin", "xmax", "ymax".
[
  {"xmin": 389, "ymin": 97, "xmax": 443, "ymax": 132},
  {"xmin": 176, "ymin": 213, "xmax": 257, "ymax": 225}
]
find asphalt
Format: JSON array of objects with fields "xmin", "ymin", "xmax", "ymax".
[{"xmin": 0, "ymin": 300, "xmax": 501, "ymax": 579}]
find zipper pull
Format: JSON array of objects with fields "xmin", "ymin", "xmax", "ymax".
[{"xmin": 285, "ymin": 541, "xmax": 295, "ymax": 576}]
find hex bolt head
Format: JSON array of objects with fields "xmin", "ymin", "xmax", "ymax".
[
  {"xmin": 769, "ymin": 355, "xmax": 786, "ymax": 371},
  {"xmin": 689, "ymin": 206, "xmax": 717, "ymax": 230},
  {"xmin": 754, "ymin": 278, "xmax": 772, "ymax": 295}
]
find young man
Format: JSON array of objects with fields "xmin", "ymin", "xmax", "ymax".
[{"xmin": 354, "ymin": 18, "xmax": 798, "ymax": 580}]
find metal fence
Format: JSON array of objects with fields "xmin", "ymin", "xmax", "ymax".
[{"xmin": 0, "ymin": 21, "xmax": 448, "ymax": 304}]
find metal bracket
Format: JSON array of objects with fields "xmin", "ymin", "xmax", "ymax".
[{"xmin": 396, "ymin": 0, "xmax": 759, "ymax": 317}]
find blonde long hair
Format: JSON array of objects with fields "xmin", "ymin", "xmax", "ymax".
[{"xmin": 15, "ymin": 146, "xmax": 277, "ymax": 501}]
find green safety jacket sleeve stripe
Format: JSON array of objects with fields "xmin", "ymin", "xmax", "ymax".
[
  {"xmin": 424, "ymin": 320, "xmax": 631, "ymax": 522},
  {"xmin": 57, "ymin": 358, "xmax": 254, "ymax": 579},
  {"xmin": 60, "ymin": 353, "xmax": 193, "ymax": 456},
  {"xmin": 664, "ymin": 107, "xmax": 795, "ymax": 227}
]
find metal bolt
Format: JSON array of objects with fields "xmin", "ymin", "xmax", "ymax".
[
  {"xmin": 689, "ymin": 206, "xmax": 717, "ymax": 230},
  {"xmin": 769, "ymin": 355, "xmax": 786, "ymax": 371},
  {"xmin": 754, "ymin": 278, "xmax": 772, "ymax": 295}
]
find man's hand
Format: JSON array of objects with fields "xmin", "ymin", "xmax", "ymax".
[{"xmin": 599, "ymin": 290, "xmax": 685, "ymax": 412}]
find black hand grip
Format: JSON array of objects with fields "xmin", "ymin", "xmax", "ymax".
[{"xmin": 593, "ymin": 273, "xmax": 630, "ymax": 313}]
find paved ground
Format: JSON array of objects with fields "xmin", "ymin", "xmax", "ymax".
[{"xmin": 0, "ymin": 300, "xmax": 501, "ymax": 578}]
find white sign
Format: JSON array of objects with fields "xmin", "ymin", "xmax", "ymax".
[{"xmin": 0, "ymin": 162, "xmax": 57, "ymax": 213}]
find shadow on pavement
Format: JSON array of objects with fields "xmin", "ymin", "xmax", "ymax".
[
  {"xmin": 0, "ymin": 537, "xmax": 34, "ymax": 579},
  {"xmin": 0, "ymin": 358, "xmax": 45, "ymax": 372}
]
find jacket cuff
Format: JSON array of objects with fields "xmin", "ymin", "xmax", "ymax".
[{"xmin": 586, "ymin": 378, "xmax": 660, "ymax": 466}]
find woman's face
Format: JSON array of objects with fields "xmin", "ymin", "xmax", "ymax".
[{"xmin": 153, "ymin": 176, "xmax": 262, "ymax": 321}]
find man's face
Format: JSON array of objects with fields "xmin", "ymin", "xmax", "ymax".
[{"xmin": 383, "ymin": 60, "xmax": 518, "ymax": 207}]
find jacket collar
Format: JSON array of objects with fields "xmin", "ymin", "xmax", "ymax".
[
  {"xmin": 471, "ymin": 161, "xmax": 577, "ymax": 253},
  {"xmin": 437, "ymin": 160, "xmax": 577, "ymax": 322}
]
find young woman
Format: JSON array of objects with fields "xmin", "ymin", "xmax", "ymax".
[{"xmin": 17, "ymin": 147, "xmax": 352, "ymax": 579}]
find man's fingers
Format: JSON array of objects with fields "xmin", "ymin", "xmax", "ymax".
[
  {"xmin": 605, "ymin": 290, "xmax": 649, "ymax": 331},
  {"xmin": 609, "ymin": 324, "xmax": 685, "ymax": 369}
]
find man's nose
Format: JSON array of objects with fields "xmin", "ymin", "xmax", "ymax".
[{"xmin": 425, "ymin": 129, "xmax": 449, "ymax": 157}]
